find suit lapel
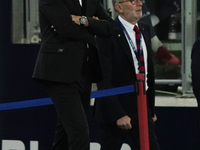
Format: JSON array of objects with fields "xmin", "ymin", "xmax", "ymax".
[
  {"xmin": 115, "ymin": 18, "xmax": 135, "ymax": 68},
  {"xmin": 72, "ymin": 0, "xmax": 82, "ymax": 15},
  {"xmin": 138, "ymin": 22, "xmax": 151, "ymax": 63},
  {"xmin": 139, "ymin": 23, "xmax": 149, "ymax": 49},
  {"xmin": 82, "ymin": 0, "xmax": 86, "ymax": 15},
  {"xmin": 84, "ymin": 0, "xmax": 96, "ymax": 16}
]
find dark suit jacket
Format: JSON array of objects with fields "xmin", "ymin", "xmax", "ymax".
[
  {"xmin": 191, "ymin": 37, "xmax": 200, "ymax": 128},
  {"xmin": 32, "ymin": 0, "xmax": 113, "ymax": 83},
  {"xmin": 95, "ymin": 17, "xmax": 155, "ymax": 124}
]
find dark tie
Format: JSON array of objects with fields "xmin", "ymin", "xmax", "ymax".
[
  {"xmin": 82, "ymin": 0, "xmax": 86, "ymax": 15},
  {"xmin": 73, "ymin": 0, "xmax": 82, "ymax": 14},
  {"xmin": 134, "ymin": 25, "xmax": 145, "ymax": 74}
]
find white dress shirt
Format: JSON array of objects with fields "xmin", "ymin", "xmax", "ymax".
[
  {"xmin": 118, "ymin": 16, "xmax": 148, "ymax": 90},
  {"xmin": 79, "ymin": 0, "xmax": 82, "ymax": 6}
]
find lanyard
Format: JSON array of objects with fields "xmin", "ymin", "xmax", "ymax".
[{"xmin": 119, "ymin": 20, "xmax": 143, "ymax": 62}]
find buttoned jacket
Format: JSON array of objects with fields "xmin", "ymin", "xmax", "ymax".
[
  {"xmin": 95, "ymin": 17, "xmax": 155, "ymax": 123},
  {"xmin": 32, "ymin": 0, "xmax": 113, "ymax": 83}
]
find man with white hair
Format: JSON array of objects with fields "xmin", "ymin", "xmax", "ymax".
[{"xmin": 95, "ymin": 0, "xmax": 160, "ymax": 149}]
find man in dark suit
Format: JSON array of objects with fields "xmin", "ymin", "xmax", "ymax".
[
  {"xmin": 191, "ymin": 37, "xmax": 200, "ymax": 148},
  {"xmin": 95, "ymin": 0, "xmax": 160, "ymax": 149},
  {"xmin": 32, "ymin": 0, "xmax": 113, "ymax": 149}
]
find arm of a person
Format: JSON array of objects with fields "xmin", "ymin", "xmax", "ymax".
[
  {"xmin": 147, "ymin": 71, "xmax": 156, "ymax": 118},
  {"xmin": 96, "ymin": 37, "xmax": 126, "ymax": 123},
  {"xmin": 144, "ymin": 22, "xmax": 156, "ymax": 117},
  {"xmin": 117, "ymin": 115, "xmax": 132, "ymax": 130},
  {"xmin": 191, "ymin": 39, "xmax": 200, "ymax": 104},
  {"xmin": 86, "ymin": 0, "xmax": 114, "ymax": 38},
  {"xmin": 40, "ymin": 0, "xmax": 94, "ymax": 42},
  {"xmin": 70, "ymin": 1, "xmax": 114, "ymax": 38},
  {"xmin": 152, "ymin": 114, "xmax": 157, "ymax": 122}
]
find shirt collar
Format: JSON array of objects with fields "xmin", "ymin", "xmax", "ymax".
[
  {"xmin": 79, "ymin": 0, "xmax": 82, "ymax": 6},
  {"xmin": 118, "ymin": 15, "xmax": 139, "ymax": 32}
]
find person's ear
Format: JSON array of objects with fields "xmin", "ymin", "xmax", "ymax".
[{"xmin": 114, "ymin": 3, "xmax": 123, "ymax": 13}]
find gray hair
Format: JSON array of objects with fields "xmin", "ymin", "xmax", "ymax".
[
  {"xmin": 112, "ymin": 0, "xmax": 122, "ymax": 6},
  {"xmin": 112, "ymin": 0, "xmax": 122, "ymax": 13}
]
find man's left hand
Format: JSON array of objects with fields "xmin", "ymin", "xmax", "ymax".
[{"xmin": 152, "ymin": 114, "xmax": 157, "ymax": 122}]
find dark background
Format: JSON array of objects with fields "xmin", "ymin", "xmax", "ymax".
[{"xmin": 0, "ymin": 0, "xmax": 199, "ymax": 150}]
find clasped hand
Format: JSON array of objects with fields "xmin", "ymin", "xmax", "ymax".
[
  {"xmin": 51, "ymin": 15, "xmax": 99, "ymax": 31},
  {"xmin": 71, "ymin": 15, "xmax": 99, "ymax": 26}
]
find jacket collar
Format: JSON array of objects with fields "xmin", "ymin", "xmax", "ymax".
[
  {"xmin": 114, "ymin": 17, "xmax": 150, "ymax": 70},
  {"xmin": 114, "ymin": 17, "xmax": 135, "ymax": 68}
]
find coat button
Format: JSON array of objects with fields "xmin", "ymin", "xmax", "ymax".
[{"xmin": 58, "ymin": 49, "xmax": 64, "ymax": 52}]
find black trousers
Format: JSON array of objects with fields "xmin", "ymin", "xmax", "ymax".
[
  {"xmin": 45, "ymin": 56, "xmax": 92, "ymax": 150},
  {"xmin": 98, "ymin": 115, "xmax": 160, "ymax": 150}
]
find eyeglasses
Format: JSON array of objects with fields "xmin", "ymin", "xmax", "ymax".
[{"xmin": 118, "ymin": 0, "xmax": 141, "ymax": 5}]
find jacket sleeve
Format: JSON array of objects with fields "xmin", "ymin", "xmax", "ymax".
[
  {"xmin": 39, "ymin": 0, "xmax": 94, "ymax": 42},
  {"xmin": 139, "ymin": 21, "xmax": 156, "ymax": 117},
  {"xmin": 86, "ymin": 0, "xmax": 114, "ymax": 38},
  {"xmin": 191, "ymin": 38, "xmax": 200, "ymax": 105},
  {"xmin": 147, "ymin": 36, "xmax": 156, "ymax": 117},
  {"xmin": 96, "ymin": 36, "xmax": 127, "ymax": 123}
]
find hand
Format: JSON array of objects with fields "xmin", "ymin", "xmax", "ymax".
[
  {"xmin": 116, "ymin": 115, "xmax": 132, "ymax": 130},
  {"xmin": 152, "ymin": 114, "xmax": 157, "ymax": 122},
  {"xmin": 71, "ymin": 15, "xmax": 81, "ymax": 25},
  {"xmin": 92, "ymin": 16, "xmax": 99, "ymax": 20}
]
